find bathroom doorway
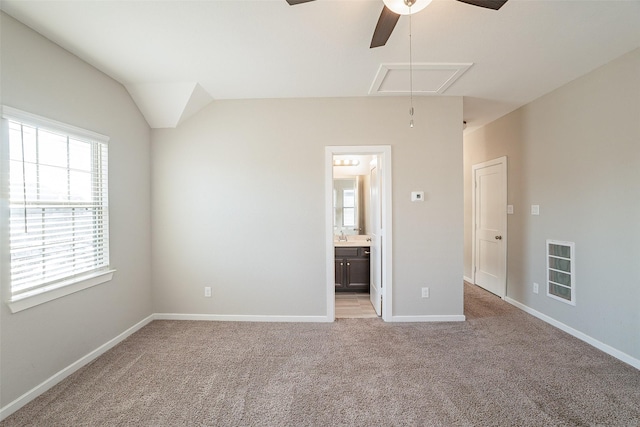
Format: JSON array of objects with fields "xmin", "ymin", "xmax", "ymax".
[{"xmin": 325, "ymin": 146, "xmax": 392, "ymax": 321}]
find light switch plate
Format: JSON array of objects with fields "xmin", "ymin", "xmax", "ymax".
[
  {"xmin": 411, "ymin": 191, "xmax": 424, "ymax": 202},
  {"xmin": 531, "ymin": 205, "xmax": 540, "ymax": 215},
  {"xmin": 507, "ymin": 205, "xmax": 514, "ymax": 214}
]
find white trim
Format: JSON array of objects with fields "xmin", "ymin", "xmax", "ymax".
[
  {"xmin": 390, "ymin": 315, "xmax": 466, "ymax": 322},
  {"xmin": 505, "ymin": 297, "xmax": 640, "ymax": 370},
  {"xmin": 0, "ymin": 314, "xmax": 154, "ymax": 422},
  {"xmin": 325, "ymin": 149, "xmax": 336, "ymax": 322},
  {"xmin": 154, "ymin": 313, "xmax": 331, "ymax": 323},
  {"xmin": 463, "ymin": 275, "xmax": 473, "ymax": 284},
  {"xmin": 325, "ymin": 146, "xmax": 393, "ymax": 322},
  {"xmin": 7, "ymin": 270, "xmax": 115, "ymax": 313},
  {"xmin": 2, "ymin": 106, "xmax": 109, "ymax": 143}
]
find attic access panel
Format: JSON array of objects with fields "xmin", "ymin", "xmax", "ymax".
[{"xmin": 369, "ymin": 63, "xmax": 472, "ymax": 95}]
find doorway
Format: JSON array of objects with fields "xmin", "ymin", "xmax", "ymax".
[
  {"xmin": 325, "ymin": 146, "xmax": 392, "ymax": 321},
  {"xmin": 471, "ymin": 156, "xmax": 507, "ymax": 297}
]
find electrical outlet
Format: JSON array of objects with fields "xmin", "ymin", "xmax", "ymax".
[
  {"xmin": 204, "ymin": 286, "xmax": 212, "ymax": 297},
  {"xmin": 533, "ymin": 282, "xmax": 539, "ymax": 294},
  {"xmin": 421, "ymin": 287, "xmax": 429, "ymax": 298}
]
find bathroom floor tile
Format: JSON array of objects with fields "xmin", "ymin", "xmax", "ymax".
[{"xmin": 335, "ymin": 292, "xmax": 378, "ymax": 318}]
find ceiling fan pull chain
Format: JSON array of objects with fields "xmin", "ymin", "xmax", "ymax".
[{"xmin": 409, "ymin": 9, "xmax": 414, "ymax": 128}]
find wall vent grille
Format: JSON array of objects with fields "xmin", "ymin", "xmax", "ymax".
[{"xmin": 546, "ymin": 240, "xmax": 575, "ymax": 305}]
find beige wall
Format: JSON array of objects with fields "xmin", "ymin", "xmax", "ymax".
[
  {"xmin": 151, "ymin": 96, "xmax": 464, "ymax": 318},
  {"xmin": 0, "ymin": 14, "xmax": 153, "ymax": 406},
  {"xmin": 464, "ymin": 48, "xmax": 640, "ymax": 361}
]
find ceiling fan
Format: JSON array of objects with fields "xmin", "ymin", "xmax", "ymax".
[{"xmin": 286, "ymin": 0, "xmax": 508, "ymax": 48}]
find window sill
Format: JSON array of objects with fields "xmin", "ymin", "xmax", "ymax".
[{"xmin": 7, "ymin": 270, "xmax": 116, "ymax": 313}]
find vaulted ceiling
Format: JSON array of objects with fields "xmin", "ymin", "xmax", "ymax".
[{"xmin": 2, "ymin": 0, "xmax": 639, "ymax": 131}]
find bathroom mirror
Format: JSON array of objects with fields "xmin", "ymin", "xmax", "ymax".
[{"xmin": 333, "ymin": 177, "xmax": 367, "ymax": 236}]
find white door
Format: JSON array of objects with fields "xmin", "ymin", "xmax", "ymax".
[
  {"xmin": 369, "ymin": 157, "xmax": 382, "ymax": 316},
  {"xmin": 472, "ymin": 157, "xmax": 507, "ymax": 297}
]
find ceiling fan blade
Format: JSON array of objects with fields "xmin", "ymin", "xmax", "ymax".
[
  {"xmin": 286, "ymin": 0, "xmax": 316, "ymax": 5},
  {"xmin": 456, "ymin": 0, "xmax": 508, "ymax": 10},
  {"xmin": 370, "ymin": 6, "xmax": 401, "ymax": 48}
]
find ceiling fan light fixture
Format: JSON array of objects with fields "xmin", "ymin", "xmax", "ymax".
[{"xmin": 383, "ymin": 0, "xmax": 432, "ymax": 15}]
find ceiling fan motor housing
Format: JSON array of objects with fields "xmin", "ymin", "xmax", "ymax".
[{"xmin": 384, "ymin": 0, "xmax": 431, "ymax": 15}]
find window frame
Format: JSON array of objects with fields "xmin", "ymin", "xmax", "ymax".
[{"xmin": 1, "ymin": 106, "xmax": 115, "ymax": 313}]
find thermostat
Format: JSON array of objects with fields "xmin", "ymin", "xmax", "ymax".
[{"xmin": 411, "ymin": 191, "xmax": 425, "ymax": 202}]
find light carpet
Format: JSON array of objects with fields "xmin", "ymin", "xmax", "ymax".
[{"xmin": 2, "ymin": 283, "xmax": 639, "ymax": 426}]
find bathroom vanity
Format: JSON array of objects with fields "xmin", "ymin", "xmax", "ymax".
[{"xmin": 334, "ymin": 246, "xmax": 370, "ymax": 292}]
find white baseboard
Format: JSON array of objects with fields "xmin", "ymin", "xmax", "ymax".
[
  {"xmin": 463, "ymin": 276, "xmax": 473, "ymax": 284},
  {"xmin": 0, "ymin": 314, "xmax": 154, "ymax": 422},
  {"xmin": 156, "ymin": 313, "xmax": 468, "ymax": 323},
  {"xmin": 154, "ymin": 313, "xmax": 331, "ymax": 323},
  {"xmin": 390, "ymin": 315, "xmax": 466, "ymax": 322},
  {"xmin": 505, "ymin": 297, "xmax": 640, "ymax": 370}
]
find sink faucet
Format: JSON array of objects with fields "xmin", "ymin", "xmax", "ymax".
[{"xmin": 339, "ymin": 231, "xmax": 347, "ymax": 241}]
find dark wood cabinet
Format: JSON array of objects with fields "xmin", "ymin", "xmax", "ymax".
[{"xmin": 335, "ymin": 246, "xmax": 370, "ymax": 292}]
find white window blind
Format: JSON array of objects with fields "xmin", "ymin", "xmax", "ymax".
[{"xmin": 4, "ymin": 107, "xmax": 110, "ymax": 303}]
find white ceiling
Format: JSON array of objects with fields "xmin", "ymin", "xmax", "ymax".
[{"xmin": 3, "ymin": 0, "xmax": 639, "ymax": 131}]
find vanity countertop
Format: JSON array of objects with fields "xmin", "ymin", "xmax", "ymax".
[{"xmin": 334, "ymin": 238, "xmax": 371, "ymax": 248}]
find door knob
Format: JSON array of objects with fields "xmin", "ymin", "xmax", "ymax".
[{"xmin": 495, "ymin": 235, "xmax": 502, "ymax": 240}]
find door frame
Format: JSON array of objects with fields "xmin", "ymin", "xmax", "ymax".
[
  {"xmin": 325, "ymin": 146, "xmax": 393, "ymax": 321},
  {"xmin": 471, "ymin": 156, "xmax": 507, "ymax": 298}
]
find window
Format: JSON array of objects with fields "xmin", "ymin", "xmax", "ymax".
[
  {"xmin": 546, "ymin": 240, "xmax": 575, "ymax": 305},
  {"xmin": 342, "ymin": 189, "xmax": 356, "ymax": 227},
  {"xmin": 3, "ymin": 107, "xmax": 113, "ymax": 312}
]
